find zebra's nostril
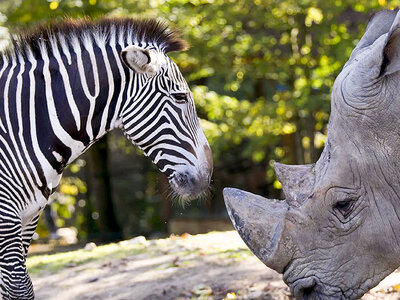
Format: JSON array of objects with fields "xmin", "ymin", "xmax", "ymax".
[
  {"xmin": 175, "ymin": 172, "xmax": 200, "ymax": 188},
  {"xmin": 177, "ymin": 174, "xmax": 188, "ymax": 185},
  {"xmin": 177, "ymin": 172, "xmax": 197, "ymax": 186},
  {"xmin": 171, "ymin": 171, "xmax": 209, "ymax": 198},
  {"xmin": 189, "ymin": 176, "xmax": 197, "ymax": 186}
]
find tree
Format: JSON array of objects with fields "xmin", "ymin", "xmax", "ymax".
[
  {"xmin": 86, "ymin": 136, "xmax": 122, "ymax": 240},
  {"xmin": 0, "ymin": 0, "xmax": 394, "ymax": 238}
]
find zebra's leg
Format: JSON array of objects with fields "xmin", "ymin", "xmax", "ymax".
[
  {"xmin": 21, "ymin": 215, "xmax": 40, "ymax": 258},
  {"xmin": 0, "ymin": 216, "xmax": 34, "ymax": 300}
]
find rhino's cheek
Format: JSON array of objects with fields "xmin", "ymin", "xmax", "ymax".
[
  {"xmin": 282, "ymin": 250, "xmax": 372, "ymax": 300},
  {"xmin": 282, "ymin": 209, "xmax": 372, "ymax": 299}
]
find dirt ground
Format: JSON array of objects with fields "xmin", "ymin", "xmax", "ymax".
[{"xmin": 29, "ymin": 231, "xmax": 400, "ymax": 300}]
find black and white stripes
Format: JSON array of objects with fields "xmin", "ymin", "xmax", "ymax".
[{"xmin": 0, "ymin": 18, "xmax": 212, "ymax": 299}]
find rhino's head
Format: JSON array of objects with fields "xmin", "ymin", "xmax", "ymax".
[{"xmin": 224, "ymin": 9, "xmax": 400, "ymax": 299}]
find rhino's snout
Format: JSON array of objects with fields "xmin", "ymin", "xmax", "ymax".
[{"xmin": 223, "ymin": 187, "xmax": 292, "ymax": 273}]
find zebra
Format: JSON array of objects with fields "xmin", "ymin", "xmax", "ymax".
[{"xmin": 0, "ymin": 18, "xmax": 213, "ymax": 299}]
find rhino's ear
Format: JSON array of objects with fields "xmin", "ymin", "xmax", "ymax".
[
  {"xmin": 120, "ymin": 45, "xmax": 164, "ymax": 76},
  {"xmin": 348, "ymin": 10, "xmax": 398, "ymax": 63},
  {"xmin": 351, "ymin": 10, "xmax": 400, "ymax": 80},
  {"xmin": 380, "ymin": 14, "xmax": 400, "ymax": 76}
]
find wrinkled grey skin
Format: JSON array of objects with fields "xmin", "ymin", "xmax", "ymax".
[{"xmin": 224, "ymin": 9, "xmax": 400, "ymax": 300}]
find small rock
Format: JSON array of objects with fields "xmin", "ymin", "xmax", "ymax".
[
  {"xmin": 263, "ymin": 284, "xmax": 271, "ymax": 292},
  {"xmin": 101, "ymin": 261, "xmax": 112, "ymax": 268},
  {"xmin": 180, "ymin": 291, "xmax": 192, "ymax": 298},
  {"xmin": 56, "ymin": 227, "xmax": 78, "ymax": 244},
  {"xmin": 247, "ymin": 290, "xmax": 263, "ymax": 300},
  {"xmin": 120, "ymin": 236, "xmax": 148, "ymax": 246},
  {"xmin": 118, "ymin": 240, "xmax": 128, "ymax": 247},
  {"xmin": 88, "ymin": 277, "xmax": 99, "ymax": 283},
  {"xmin": 172, "ymin": 256, "xmax": 180, "ymax": 267},
  {"xmin": 65, "ymin": 262, "xmax": 77, "ymax": 268},
  {"xmin": 84, "ymin": 242, "xmax": 97, "ymax": 251},
  {"xmin": 191, "ymin": 284, "xmax": 213, "ymax": 296},
  {"xmin": 164, "ymin": 267, "xmax": 178, "ymax": 274}
]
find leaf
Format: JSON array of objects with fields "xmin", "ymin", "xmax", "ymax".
[
  {"xmin": 180, "ymin": 233, "xmax": 191, "ymax": 239},
  {"xmin": 224, "ymin": 292, "xmax": 237, "ymax": 300},
  {"xmin": 392, "ymin": 284, "xmax": 400, "ymax": 291},
  {"xmin": 191, "ymin": 284, "xmax": 213, "ymax": 296}
]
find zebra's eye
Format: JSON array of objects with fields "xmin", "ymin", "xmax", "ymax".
[{"xmin": 171, "ymin": 93, "xmax": 189, "ymax": 103}]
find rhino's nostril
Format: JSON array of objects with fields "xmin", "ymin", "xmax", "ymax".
[
  {"xmin": 293, "ymin": 278, "xmax": 316, "ymax": 299},
  {"xmin": 303, "ymin": 285, "xmax": 315, "ymax": 298},
  {"xmin": 295, "ymin": 285, "xmax": 315, "ymax": 300}
]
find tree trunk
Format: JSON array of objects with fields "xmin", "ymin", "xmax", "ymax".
[
  {"xmin": 159, "ymin": 173, "xmax": 170, "ymax": 233},
  {"xmin": 307, "ymin": 112, "xmax": 319, "ymax": 163},
  {"xmin": 281, "ymin": 133, "xmax": 297, "ymax": 164},
  {"xmin": 86, "ymin": 135, "xmax": 121, "ymax": 239},
  {"xmin": 254, "ymin": 78, "xmax": 264, "ymax": 99}
]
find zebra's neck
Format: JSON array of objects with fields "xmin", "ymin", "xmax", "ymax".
[{"xmin": 0, "ymin": 33, "xmax": 141, "ymax": 199}]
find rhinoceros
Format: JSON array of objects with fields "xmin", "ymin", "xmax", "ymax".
[{"xmin": 223, "ymin": 9, "xmax": 400, "ymax": 300}]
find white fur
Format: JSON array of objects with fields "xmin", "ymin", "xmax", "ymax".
[{"xmin": 121, "ymin": 45, "xmax": 165, "ymax": 76}]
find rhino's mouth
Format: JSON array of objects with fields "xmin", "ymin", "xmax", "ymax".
[
  {"xmin": 286, "ymin": 275, "xmax": 347, "ymax": 300},
  {"xmin": 284, "ymin": 263, "xmax": 381, "ymax": 300}
]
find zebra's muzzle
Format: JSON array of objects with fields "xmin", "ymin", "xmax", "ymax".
[{"xmin": 169, "ymin": 169, "xmax": 211, "ymax": 201}]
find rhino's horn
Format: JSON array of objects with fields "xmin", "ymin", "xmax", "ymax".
[
  {"xmin": 274, "ymin": 163, "xmax": 315, "ymax": 206},
  {"xmin": 223, "ymin": 188, "xmax": 291, "ymax": 273}
]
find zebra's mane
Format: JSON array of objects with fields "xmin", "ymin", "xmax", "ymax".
[{"xmin": 3, "ymin": 17, "xmax": 187, "ymax": 59}]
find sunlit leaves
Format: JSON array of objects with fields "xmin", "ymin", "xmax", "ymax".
[
  {"xmin": 4, "ymin": 0, "xmax": 107, "ymax": 29},
  {"xmin": 49, "ymin": 1, "xmax": 59, "ymax": 10},
  {"xmin": 305, "ymin": 7, "xmax": 323, "ymax": 27},
  {"xmin": 193, "ymin": 86, "xmax": 294, "ymax": 163}
]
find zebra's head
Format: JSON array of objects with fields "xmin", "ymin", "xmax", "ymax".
[{"xmin": 119, "ymin": 44, "xmax": 213, "ymax": 202}]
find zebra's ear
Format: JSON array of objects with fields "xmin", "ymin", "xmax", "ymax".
[{"xmin": 120, "ymin": 45, "xmax": 162, "ymax": 76}]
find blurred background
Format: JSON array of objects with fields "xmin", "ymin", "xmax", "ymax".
[{"xmin": 0, "ymin": 0, "xmax": 394, "ymax": 244}]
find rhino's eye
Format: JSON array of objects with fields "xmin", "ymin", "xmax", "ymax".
[{"xmin": 333, "ymin": 199, "xmax": 356, "ymax": 218}]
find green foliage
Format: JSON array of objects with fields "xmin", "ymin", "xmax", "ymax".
[
  {"xmin": 35, "ymin": 160, "xmax": 88, "ymax": 238},
  {"xmin": 1, "ymin": 0, "xmax": 398, "ymax": 236},
  {"xmin": 4, "ymin": 0, "xmax": 107, "ymax": 28},
  {"xmin": 193, "ymin": 86, "xmax": 285, "ymax": 162}
]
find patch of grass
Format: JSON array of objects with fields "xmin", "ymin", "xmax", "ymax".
[
  {"xmin": 27, "ymin": 231, "xmax": 252, "ymax": 276},
  {"xmin": 215, "ymin": 248, "xmax": 252, "ymax": 261},
  {"xmin": 27, "ymin": 243, "xmax": 146, "ymax": 275}
]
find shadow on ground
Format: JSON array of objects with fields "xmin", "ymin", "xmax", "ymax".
[{"xmin": 28, "ymin": 231, "xmax": 400, "ymax": 300}]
